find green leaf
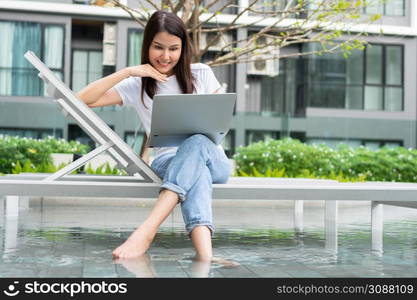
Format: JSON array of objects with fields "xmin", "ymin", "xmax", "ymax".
[
  {"xmin": 252, "ymin": 166, "xmax": 264, "ymax": 177},
  {"xmin": 23, "ymin": 160, "xmax": 34, "ymax": 172},
  {"xmin": 85, "ymin": 163, "xmax": 95, "ymax": 175},
  {"xmin": 238, "ymin": 169, "xmax": 250, "ymax": 177},
  {"xmin": 95, "ymin": 165, "xmax": 104, "ymax": 175},
  {"xmin": 104, "ymin": 162, "xmax": 112, "ymax": 175},
  {"xmin": 265, "ymin": 166, "xmax": 272, "ymax": 177},
  {"xmin": 370, "ymin": 13, "xmax": 381, "ymax": 22},
  {"xmin": 12, "ymin": 161, "xmax": 22, "ymax": 174}
]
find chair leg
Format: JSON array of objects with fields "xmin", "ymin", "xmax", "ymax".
[
  {"xmin": 19, "ymin": 196, "xmax": 30, "ymax": 210},
  {"xmin": 294, "ymin": 200, "xmax": 304, "ymax": 233},
  {"xmin": 3, "ymin": 196, "xmax": 19, "ymax": 256},
  {"xmin": 5, "ymin": 195, "xmax": 19, "ymax": 218},
  {"xmin": 3, "ymin": 217, "xmax": 18, "ymax": 256},
  {"xmin": 325, "ymin": 201, "xmax": 338, "ymax": 251},
  {"xmin": 371, "ymin": 201, "xmax": 383, "ymax": 253}
]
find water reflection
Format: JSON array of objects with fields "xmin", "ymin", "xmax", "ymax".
[
  {"xmin": 1, "ymin": 204, "xmax": 417, "ymax": 278},
  {"xmin": 114, "ymin": 254, "xmax": 240, "ymax": 278},
  {"xmin": 114, "ymin": 254, "xmax": 157, "ymax": 277}
]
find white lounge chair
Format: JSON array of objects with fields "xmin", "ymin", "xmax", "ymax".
[{"xmin": 1, "ymin": 51, "xmax": 417, "ymax": 253}]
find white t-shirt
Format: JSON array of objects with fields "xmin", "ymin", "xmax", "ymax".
[{"xmin": 114, "ymin": 63, "xmax": 223, "ymax": 158}]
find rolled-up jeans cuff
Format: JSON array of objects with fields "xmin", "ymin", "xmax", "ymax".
[
  {"xmin": 186, "ymin": 222, "xmax": 215, "ymax": 238},
  {"xmin": 160, "ymin": 182, "xmax": 187, "ymax": 202}
]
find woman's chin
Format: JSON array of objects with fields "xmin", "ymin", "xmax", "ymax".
[
  {"xmin": 160, "ymin": 69, "xmax": 174, "ymax": 76},
  {"xmin": 153, "ymin": 66, "xmax": 167, "ymax": 73}
]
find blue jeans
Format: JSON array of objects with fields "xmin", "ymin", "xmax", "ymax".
[{"xmin": 150, "ymin": 134, "xmax": 231, "ymax": 235}]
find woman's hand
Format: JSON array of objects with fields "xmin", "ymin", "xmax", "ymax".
[{"xmin": 127, "ymin": 64, "xmax": 168, "ymax": 83}]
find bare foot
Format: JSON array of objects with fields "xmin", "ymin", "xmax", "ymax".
[
  {"xmin": 112, "ymin": 225, "xmax": 155, "ymax": 258},
  {"xmin": 191, "ymin": 256, "xmax": 240, "ymax": 277},
  {"xmin": 211, "ymin": 256, "xmax": 240, "ymax": 268},
  {"xmin": 114, "ymin": 253, "xmax": 157, "ymax": 277},
  {"xmin": 191, "ymin": 259, "xmax": 211, "ymax": 277}
]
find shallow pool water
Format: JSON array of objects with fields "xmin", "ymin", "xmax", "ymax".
[{"xmin": 1, "ymin": 201, "xmax": 417, "ymax": 278}]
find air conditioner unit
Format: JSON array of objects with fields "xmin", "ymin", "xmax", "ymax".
[
  {"xmin": 247, "ymin": 47, "xmax": 280, "ymax": 77},
  {"xmin": 200, "ymin": 32, "xmax": 232, "ymax": 51},
  {"xmin": 103, "ymin": 23, "xmax": 116, "ymax": 43},
  {"xmin": 103, "ymin": 23, "xmax": 116, "ymax": 66},
  {"xmin": 103, "ymin": 43, "xmax": 116, "ymax": 66}
]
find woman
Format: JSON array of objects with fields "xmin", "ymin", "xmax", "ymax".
[{"xmin": 77, "ymin": 11, "xmax": 231, "ymax": 261}]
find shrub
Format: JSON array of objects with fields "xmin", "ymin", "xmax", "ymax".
[
  {"xmin": 233, "ymin": 138, "xmax": 417, "ymax": 183},
  {"xmin": 85, "ymin": 162, "xmax": 127, "ymax": 176},
  {"xmin": 10, "ymin": 160, "xmax": 126, "ymax": 176},
  {"xmin": 0, "ymin": 135, "xmax": 89, "ymax": 174},
  {"xmin": 11, "ymin": 161, "xmax": 68, "ymax": 174}
]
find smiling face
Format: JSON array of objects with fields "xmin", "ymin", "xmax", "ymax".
[{"xmin": 148, "ymin": 31, "xmax": 182, "ymax": 76}]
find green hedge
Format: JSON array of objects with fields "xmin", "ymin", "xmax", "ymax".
[
  {"xmin": 10, "ymin": 160, "xmax": 127, "ymax": 176},
  {"xmin": 233, "ymin": 138, "xmax": 417, "ymax": 182},
  {"xmin": 0, "ymin": 135, "xmax": 90, "ymax": 174}
]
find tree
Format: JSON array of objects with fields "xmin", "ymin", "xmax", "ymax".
[
  {"xmin": 112, "ymin": 0, "xmax": 382, "ymax": 67},
  {"xmin": 107, "ymin": 0, "xmax": 384, "ymax": 161}
]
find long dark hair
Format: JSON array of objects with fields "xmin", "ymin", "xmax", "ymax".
[{"xmin": 140, "ymin": 11, "xmax": 195, "ymax": 107}]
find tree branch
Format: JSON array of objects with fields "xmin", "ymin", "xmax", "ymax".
[
  {"xmin": 209, "ymin": 30, "xmax": 367, "ymax": 67},
  {"xmin": 173, "ymin": 0, "xmax": 186, "ymax": 14},
  {"xmin": 161, "ymin": 0, "xmax": 176, "ymax": 11},
  {"xmin": 181, "ymin": 0, "xmax": 194, "ymax": 23},
  {"xmin": 188, "ymin": 0, "xmax": 236, "ymax": 32},
  {"xmin": 112, "ymin": 0, "xmax": 147, "ymax": 27},
  {"xmin": 143, "ymin": 0, "xmax": 160, "ymax": 11},
  {"xmin": 115, "ymin": 0, "xmax": 374, "ymax": 69},
  {"xmin": 202, "ymin": 0, "xmax": 223, "ymax": 12}
]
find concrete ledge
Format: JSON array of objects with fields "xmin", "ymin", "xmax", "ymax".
[{"xmin": 22, "ymin": 196, "xmax": 371, "ymax": 208}]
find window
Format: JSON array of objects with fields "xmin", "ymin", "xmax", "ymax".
[
  {"xmin": 124, "ymin": 131, "xmax": 145, "ymax": 155},
  {"xmin": 71, "ymin": 49, "xmax": 103, "ymax": 92},
  {"xmin": 246, "ymin": 130, "xmax": 279, "ymax": 145},
  {"xmin": 363, "ymin": 140, "xmax": 403, "ymax": 149},
  {"xmin": 202, "ymin": 52, "xmax": 236, "ymax": 93},
  {"xmin": 0, "ymin": 127, "xmax": 63, "ymax": 139},
  {"xmin": 305, "ymin": 43, "xmax": 403, "ymax": 111},
  {"xmin": 127, "ymin": 29, "xmax": 143, "ymax": 67},
  {"xmin": 345, "ymin": 48, "xmax": 364, "ymax": 109},
  {"xmin": 306, "ymin": 44, "xmax": 347, "ymax": 109},
  {"xmin": 221, "ymin": 130, "xmax": 235, "ymax": 157},
  {"xmin": 364, "ymin": 0, "xmax": 404, "ymax": 16},
  {"xmin": 251, "ymin": 0, "xmax": 298, "ymax": 17},
  {"xmin": 307, "ymin": 138, "xmax": 402, "ymax": 150},
  {"xmin": 384, "ymin": 45, "xmax": 403, "ymax": 111},
  {"xmin": 68, "ymin": 124, "xmax": 113, "ymax": 150},
  {"xmin": 242, "ymin": 36, "xmax": 288, "ymax": 117},
  {"xmin": 0, "ymin": 21, "xmax": 64, "ymax": 96},
  {"xmin": 246, "ymin": 60, "xmax": 285, "ymax": 117},
  {"xmin": 364, "ymin": 45, "xmax": 403, "ymax": 111},
  {"xmin": 308, "ymin": 138, "xmax": 362, "ymax": 149}
]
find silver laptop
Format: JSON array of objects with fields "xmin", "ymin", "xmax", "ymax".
[{"xmin": 147, "ymin": 93, "xmax": 236, "ymax": 147}]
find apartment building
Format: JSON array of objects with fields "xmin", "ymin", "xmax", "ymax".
[{"xmin": 0, "ymin": 0, "xmax": 416, "ymax": 157}]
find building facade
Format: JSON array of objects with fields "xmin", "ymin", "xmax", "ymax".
[{"xmin": 0, "ymin": 0, "xmax": 416, "ymax": 158}]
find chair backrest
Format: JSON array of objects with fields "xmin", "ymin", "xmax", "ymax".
[{"xmin": 24, "ymin": 51, "xmax": 161, "ymax": 183}]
